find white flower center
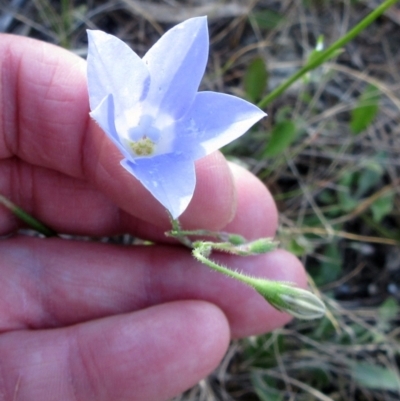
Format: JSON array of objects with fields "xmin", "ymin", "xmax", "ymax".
[{"xmin": 127, "ymin": 115, "xmax": 160, "ymax": 157}]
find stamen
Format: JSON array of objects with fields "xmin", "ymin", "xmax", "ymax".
[{"xmin": 128, "ymin": 136, "xmax": 156, "ymax": 156}]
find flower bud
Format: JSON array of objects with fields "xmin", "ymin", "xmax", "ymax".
[
  {"xmin": 252, "ymin": 281, "xmax": 326, "ymax": 320},
  {"xmin": 227, "ymin": 234, "xmax": 246, "ymax": 245},
  {"xmin": 276, "ymin": 287, "xmax": 326, "ymax": 320},
  {"xmin": 222, "ymin": 238, "xmax": 278, "ymax": 256},
  {"xmin": 246, "ymin": 238, "xmax": 278, "ymax": 254}
]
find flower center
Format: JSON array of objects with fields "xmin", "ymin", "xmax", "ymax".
[
  {"xmin": 126, "ymin": 115, "xmax": 160, "ymax": 157},
  {"xmin": 128, "ymin": 136, "xmax": 155, "ymax": 156}
]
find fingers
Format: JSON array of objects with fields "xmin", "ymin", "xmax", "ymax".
[
  {"xmin": 0, "ymin": 34, "xmax": 236, "ymax": 230},
  {"xmin": 223, "ymin": 162, "xmax": 278, "ymax": 239},
  {"xmin": 0, "ymin": 153, "xmax": 234, "ymax": 236},
  {"xmin": 1, "ymin": 236, "xmax": 306, "ymax": 337},
  {"xmin": 0, "ymin": 155, "xmax": 277, "ymax": 242},
  {"xmin": 0, "ymin": 301, "xmax": 230, "ymax": 401}
]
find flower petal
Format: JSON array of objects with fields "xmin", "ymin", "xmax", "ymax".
[
  {"xmin": 90, "ymin": 94, "xmax": 132, "ymax": 160},
  {"xmin": 87, "ymin": 30, "xmax": 150, "ymax": 114},
  {"xmin": 121, "ymin": 155, "xmax": 195, "ymax": 218},
  {"xmin": 142, "ymin": 17, "xmax": 209, "ymax": 121},
  {"xmin": 174, "ymin": 92, "xmax": 266, "ymax": 159}
]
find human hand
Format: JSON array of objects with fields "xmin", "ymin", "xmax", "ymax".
[{"xmin": 0, "ymin": 34, "xmax": 306, "ymax": 401}]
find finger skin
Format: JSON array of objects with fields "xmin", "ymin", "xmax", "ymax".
[
  {"xmin": 0, "ymin": 236, "xmax": 307, "ymax": 337},
  {"xmin": 224, "ymin": 162, "xmax": 278, "ymax": 239},
  {"xmin": 0, "ymin": 33, "xmax": 235, "ymax": 231},
  {"xmin": 0, "ymin": 301, "xmax": 230, "ymax": 401},
  {"xmin": 0, "ymin": 156, "xmax": 277, "ymax": 244}
]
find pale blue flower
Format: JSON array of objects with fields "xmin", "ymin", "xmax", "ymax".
[{"xmin": 87, "ymin": 17, "xmax": 266, "ymax": 218}]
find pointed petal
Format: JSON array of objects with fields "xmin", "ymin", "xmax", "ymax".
[
  {"xmin": 90, "ymin": 94, "xmax": 132, "ymax": 160},
  {"xmin": 87, "ymin": 30, "xmax": 150, "ymax": 114},
  {"xmin": 142, "ymin": 17, "xmax": 208, "ymax": 120},
  {"xmin": 174, "ymin": 92, "xmax": 266, "ymax": 159},
  {"xmin": 121, "ymin": 155, "xmax": 195, "ymax": 219}
]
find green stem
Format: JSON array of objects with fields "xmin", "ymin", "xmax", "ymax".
[
  {"xmin": 193, "ymin": 245, "xmax": 257, "ymax": 287},
  {"xmin": 168, "ymin": 214, "xmax": 193, "ymax": 247},
  {"xmin": 257, "ymin": 0, "xmax": 399, "ymax": 108},
  {"xmin": 0, "ymin": 194, "xmax": 57, "ymax": 237}
]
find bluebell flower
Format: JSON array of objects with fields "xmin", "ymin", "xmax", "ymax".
[{"xmin": 87, "ymin": 17, "xmax": 266, "ymax": 218}]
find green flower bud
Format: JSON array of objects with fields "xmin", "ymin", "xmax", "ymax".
[
  {"xmin": 246, "ymin": 238, "xmax": 278, "ymax": 254},
  {"xmin": 276, "ymin": 287, "xmax": 326, "ymax": 320},
  {"xmin": 227, "ymin": 234, "xmax": 246, "ymax": 245},
  {"xmin": 252, "ymin": 280, "xmax": 326, "ymax": 320},
  {"xmin": 202, "ymin": 237, "xmax": 278, "ymax": 256}
]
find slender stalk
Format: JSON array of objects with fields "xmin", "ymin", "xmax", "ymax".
[
  {"xmin": 193, "ymin": 246, "xmax": 257, "ymax": 286},
  {"xmin": 257, "ymin": 0, "xmax": 399, "ymax": 108},
  {"xmin": 167, "ymin": 214, "xmax": 193, "ymax": 247},
  {"xmin": 0, "ymin": 194, "xmax": 57, "ymax": 237}
]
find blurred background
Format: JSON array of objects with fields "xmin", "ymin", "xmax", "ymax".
[{"xmin": 1, "ymin": 0, "xmax": 400, "ymax": 399}]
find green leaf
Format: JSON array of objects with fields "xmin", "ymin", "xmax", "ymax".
[
  {"xmin": 370, "ymin": 192, "xmax": 394, "ymax": 223},
  {"xmin": 250, "ymin": 373, "xmax": 283, "ymax": 401},
  {"xmin": 337, "ymin": 171, "xmax": 358, "ymax": 212},
  {"xmin": 318, "ymin": 189, "xmax": 336, "ymax": 205},
  {"xmin": 315, "ymin": 242, "xmax": 342, "ymax": 285},
  {"xmin": 352, "ymin": 362, "xmax": 400, "ymax": 391},
  {"xmin": 263, "ymin": 120, "xmax": 297, "ymax": 157},
  {"xmin": 244, "ymin": 57, "xmax": 268, "ymax": 103},
  {"xmin": 354, "ymin": 161, "xmax": 383, "ymax": 198},
  {"xmin": 251, "ymin": 10, "xmax": 285, "ymax": 30},
  {"xmin": 350, "ymin": 84, "xmax": 380, "ymax": 135},
  {"xmin": 378, "ymin": 297, "xmax": 399, "ymax": 321},
  {"xmin": 285, "ymin": 236, "xmax": 313, "ymax": 256},
  {"xmin": 275, "ymin": 106, "xmax": 292, "ymax": 122}
]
